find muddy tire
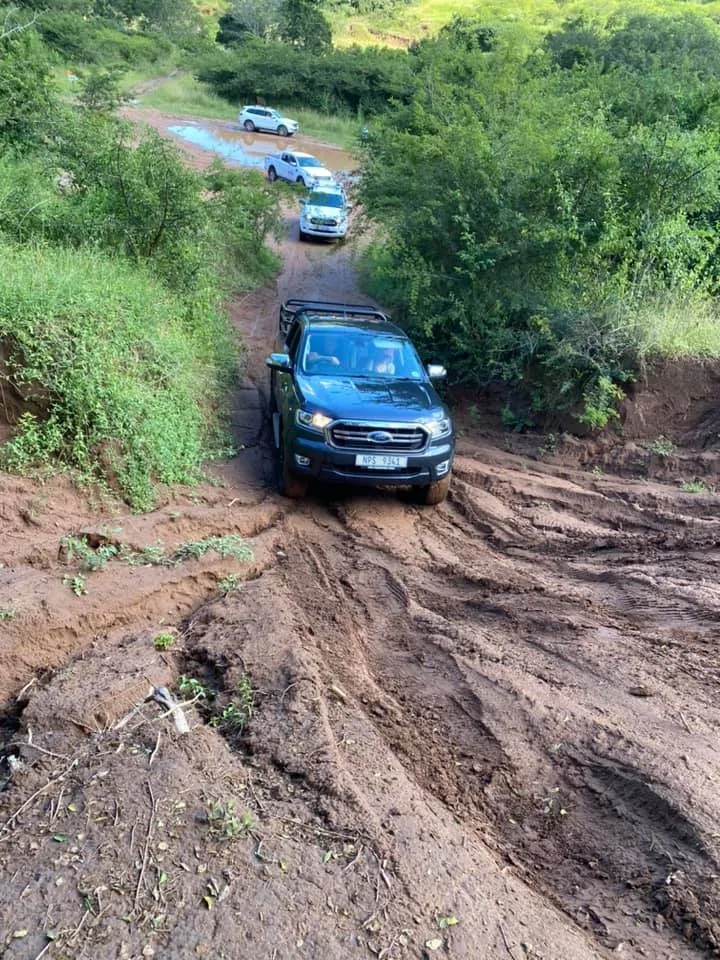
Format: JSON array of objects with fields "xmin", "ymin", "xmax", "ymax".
[
  {"xmin": 243, "ymin": 120, "xmax": 255, "ymax": 132},
  {"xmin": 277, "ymin": 124, "xmax": 288, "ymax": 137},
  {"xmin": 299, "ymin": 228, "xmax": 308, "ymax": 242},
  {"xmin": 276, "ymin": 425, "xmax": 308, "ymax": 499},
  {"xmin": 267, "ymin": 166, "xmax": 277, "ymax": 183},
  {"xmin": 413, "ymin": 474, "xmax": 451, "ymax": 506}
]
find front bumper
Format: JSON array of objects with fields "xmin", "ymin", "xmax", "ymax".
[
  {"xmin": 300, "ymin": 219, "xmax": 348, "ymax": 239},
  {"xmin": 290, "ymin": 432, "xmax": 454, "ymax": 486}
]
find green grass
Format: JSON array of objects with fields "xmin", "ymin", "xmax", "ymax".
[
  {"xmin": 0, "ymin": 242, "xmax": 235, "ymax": 510},
  {"xmin": 134, "ymin": 72, "xmax": 361, "ymax": 150},
  {"xmin": 330, "ymin": 0, "xmax": 720, "ymax": 47},
  {"xmin": 631, "ymin": 293, "xmax": 720, "ymax": 361}
]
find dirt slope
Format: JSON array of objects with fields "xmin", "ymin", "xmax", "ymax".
[{"xmin": 1, "ymin": 118, "xmax": 720, "ymax": 960}]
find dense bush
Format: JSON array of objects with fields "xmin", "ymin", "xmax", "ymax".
[
  {"xmin": 197, "ymin": 39, "xmax": 413, "ymax": 114},
  {"xmin": 359, "ymin": 13, "xmax": 720, "ymax": 426}
]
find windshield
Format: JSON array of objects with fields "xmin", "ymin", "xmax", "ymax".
[
  {"xmin": 300, "ymin": 331, "xmax": 425, "ymax": 379},
  {"xmin": 269, "ymin": 110, "xmax": 281, "ymax": 118},
  {"xmin": 297, "ymin": 156, "xmax": 319, "ymax": 168},
  {"xmin": 308, "ymin": 192, "xmax": 344, "ymax": 208}
]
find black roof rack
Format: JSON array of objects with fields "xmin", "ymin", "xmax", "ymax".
[{"xmin": 281, "ymin": 299, "xmax": 389, "ymax": 323}]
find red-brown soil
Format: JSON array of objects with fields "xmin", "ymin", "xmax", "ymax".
[{"xmin": 1, "ymin": 113, "xmax": 720, "ymax": 960}]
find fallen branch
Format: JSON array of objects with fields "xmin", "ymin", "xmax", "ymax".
[
  {"xmin": 134, "ymin": 782, "xmax": 158, "ymax": 912},
  {"xmin": 0, "ymin": 759, "xmax": 78, "ymax": 839}
]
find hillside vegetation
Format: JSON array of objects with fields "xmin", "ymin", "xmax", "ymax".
[
  {"xmin": 200, "ymin": 6, "xmax": 720, "ymax": 427},
  {"xmin": 0, "ymin": 7, "xmax": 281, "ymax": 507}
]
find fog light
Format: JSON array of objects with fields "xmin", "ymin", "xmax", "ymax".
[
  {"xmin": 436, "ymin": 459, "xmax": 450, "ymax": 477},
  {"xmin": 295, "ymin": 454, "xmax": 311, "ymax": 467}
]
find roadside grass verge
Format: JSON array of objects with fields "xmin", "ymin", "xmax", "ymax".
[
  {"xmin": 135, "ymin": 72, "xmax": 361, "ymax": 150},
  {"xmin": 0, "ymin": 241, "xmax": 237, "ymax": 510}
]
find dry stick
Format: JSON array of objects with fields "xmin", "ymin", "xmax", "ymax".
[
  {"xmin": 32, "ymin": 942, "xmax": 52, "ymax": 960},
  {"xmin": 0, "ymin": 760, "xmax": 77, "ymax": 838},
  {"xmin": 149, "ymin": 730, "xmax": 162, "ymax": 767},
  {"xmin": 134, "ymin": 782, "xmax": 158, "ymax": 912},
  {"xmin": 680, "ymin": 711, "xmax": 692, "ymax": 733},
  {"xmin": 498, "ymin": 921, "xmax": 517, "ymax": 960},
  {"xmin": 16, "ymin": 677, "xmax": 37, "ymax": 701}
]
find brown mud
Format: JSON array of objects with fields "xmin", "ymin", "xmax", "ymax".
[{"xmin": 1, "ymin": 114, "xmax": 720, "ymax": 960}]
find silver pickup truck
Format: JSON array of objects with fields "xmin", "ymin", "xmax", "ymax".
[{"xmin": 264, "ymin": 150, "xmax": 336, "ymax": 189}]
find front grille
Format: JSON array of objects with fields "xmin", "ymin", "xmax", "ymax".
[
  {"xmin": 310, "ymin": 218, "xmax": 338, "ymax": 226},
  {"xmin": 330, "ymin": 423, "xmax": 427, "ymax": 451}
]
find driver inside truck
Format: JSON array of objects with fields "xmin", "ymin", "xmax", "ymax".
[{"xmin": 306, "ymin": 333, "xmax": 342, "ymax": 369}]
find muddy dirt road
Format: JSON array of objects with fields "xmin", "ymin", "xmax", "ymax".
[{"xmin": 1, "ymin": 123, "xmax": 720, "ymax": 960}]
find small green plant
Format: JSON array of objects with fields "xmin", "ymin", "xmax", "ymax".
[
  {"xmin": 174, "ymin": 535, "xmax": 253, "ymax": 563},
  {"xmin": 501, "ymin": 405, "xmax": 534, "ymax": 432},
  {"xmin": 176, "ymin": 675, "xmax": 209, "ymax": 699},
  {"xmin": 63, "ymin": 574, "xmax": 87, "ymax": 596},
  {"xmin": 207, "ymin": 799, "xmax": 255, "ymax": 839},
  {"xmin": 0, "ymin": 608, "xmax": 15, "ymax": 621},
  {"xmin": 647, "ymin": 436, "xmax": 675, "ymax": 458},
  {"xmin": 590, "ymin": 465, "xmax": 604, "ymax": 478},
  {"xmin": 218, "ymin": 572, "xmax": 242, "ymax": 596},
  {"xmin": 61, "ymin": 535, "xmax": 118, "ymax": 572},
  {"xmin": 681, "ymin": 480, "xmax": 707, "ymax": 494},
  {"xmin": 153, "ymin": 632, "xmax": 176, "ymax": 650},
  {"xmin": 576, "ymin": 378, "xmax": 625, "ymax": 430},
  {"xmin": 467, "ymin": 403, "xmax": 479, "ymax": 423},
  {"xmin": 124, "ymin": 541, "xmax": 171, "ymax": 566},
  {"xmin": 210, "ymin": 674, "xmax": 254, "ymax": 733},
  {"xmin": 538, "ymin": 432, "xmax": 557, "ymax": 456}
]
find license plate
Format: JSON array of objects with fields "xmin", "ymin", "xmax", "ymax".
[{"xmin": 355, "ymin": 454, "xmax": 408, "ymax": 469}]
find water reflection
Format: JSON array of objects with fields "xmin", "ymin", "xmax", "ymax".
[
  {"xmin": 167, "ymin": 125, "xmax": 265, "ymax": 169},
  {"xmin": 167, "ymin": 123, "xmax": 354, "ymax": 173}
]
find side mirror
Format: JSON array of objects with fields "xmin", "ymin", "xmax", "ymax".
[
  {"xmin": 266, "ymin": 353, "xmax": 292, "ymax": 371},
  {"xmin": 346, "ymin": 203, "xmax": 354, "ymax": 211},
  {"xmin": 299, "ymin": 198, "xmax": 306, "ymax": 205},
  {"xmin": 427, "ymin": 364, "xmax": 447, "ymax": 380}
]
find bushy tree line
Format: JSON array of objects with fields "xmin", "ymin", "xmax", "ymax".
[
  {"xmin": 0, "ymin": 27, "xmax": 281, "ymax": 507},
  {"xmin": 358, "ymin": 13, "xmax": 720, "ymax": 427}
]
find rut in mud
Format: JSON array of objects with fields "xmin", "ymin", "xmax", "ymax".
[{"xmin": 1, "ymin": 115, "xmax": 720, "ymax": 960}]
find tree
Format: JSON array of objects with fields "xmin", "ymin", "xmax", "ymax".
[
  {"xmin": 278, "ymin": 0, "xmax": 330, "ymax": 52},
  {"xmin": 217, "ymin": 0, "xmax": 282, "ymax": 44}
]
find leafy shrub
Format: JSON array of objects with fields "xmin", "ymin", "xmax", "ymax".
[
  {"xmin": 359, "ymin": 13, "xmax": 720, "ymax": 427},
  {"xmin": 0, "ymin": 242, "xmax": 236, "ymax": 508},
  {"xmin": 197, "ymin": 40, "xmax": 413, "ymax": 114}
]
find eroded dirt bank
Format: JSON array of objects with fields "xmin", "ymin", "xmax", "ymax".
[{"xmin": 1, "ymin": 119, "xmax": 720, "ymax": 960}]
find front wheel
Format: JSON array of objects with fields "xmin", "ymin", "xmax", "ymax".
[
  {"xmin": 267, "ymin": 166, "xmax": 277, "ymax": 182},
  {"xmin": 413, "ymin": 473, "xmax": 451, "ymax": 506},
  {"xmin": 243, "ymin": 120, "xmax": 255, "ymax": 132},
  {"xmin": 277, "ymin": 124, "xmax": 288, "ymax": 137},
  {"xmin": 276, "ymin": 427, "xmax": 308, "ymax": 499}
]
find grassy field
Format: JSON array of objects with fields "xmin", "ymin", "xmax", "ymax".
[
  {"xmin": 330, "ymin": 0, "xmax": 720, "ymax": 47},
  {"xmin": 131, "ymin": 73, "xmax": 362, "ymax": 149}
]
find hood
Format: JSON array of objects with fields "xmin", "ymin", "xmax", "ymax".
[
  {"xmin": 305, "ymin": 166, "xmax": 333, "ymax": 179},
  {"xmin": 296, "ymin": 374, "xmax": 446, "ymax": 422},
  {"xmin": 302, "ymin": 203, "xmax": 346, "ymax": 220}
]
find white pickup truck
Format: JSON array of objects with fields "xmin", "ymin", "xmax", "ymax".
[{"xmin": 264, "ymin": 150, "xmax": 336, "ymax": 190}]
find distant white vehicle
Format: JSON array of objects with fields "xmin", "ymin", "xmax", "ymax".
[
  {"xmin": 299, "ymin": 188, "xmax": 352, "ymax": 241},
  {"xmin": 239, "ymin": 105, "xmax": 298, "ymax": 137},
  {"xmin": 264, "ymin": 150, "xmax": 336, "ymax": 189}
]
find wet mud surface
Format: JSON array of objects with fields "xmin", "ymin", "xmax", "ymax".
[{"xmin": 1, "ymin": 112, "xmax": 720, "ymax": 960}]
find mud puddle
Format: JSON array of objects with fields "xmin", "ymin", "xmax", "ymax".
[{"xmin": 165, "ymin": 120, "xmax": 355, "ymax": 173}]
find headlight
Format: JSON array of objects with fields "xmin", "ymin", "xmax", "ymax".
[
  {"xmin": 296, "ymin": 409, "xmax": 332, "ymax": 432},
  {"xmin": 426, "ymin": 417, "xmax": 451, "ymax": 439}
]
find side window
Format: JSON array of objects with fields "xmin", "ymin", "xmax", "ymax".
[
  {"xmin": 287, "ymin": 154, "xmax": 297, "ymax": 165},
  {"xmin": 281, "ymin": 153, "xmax": 289, "ymax": 163},
  {"xmin": 286, "ymin": 321, "xmax": 301, "ymax": 359}
]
